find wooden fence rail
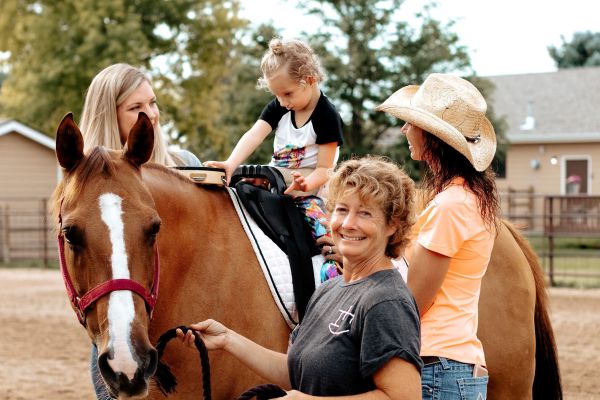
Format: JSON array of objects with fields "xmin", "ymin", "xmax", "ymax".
[{"xmin": 1, "ymin": 195, "xmax": 600, "ymax": 286}]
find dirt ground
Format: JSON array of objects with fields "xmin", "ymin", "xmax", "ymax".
[{"xmin": 0, "ymin": 268, "xmax": 598, "ymax": 400}]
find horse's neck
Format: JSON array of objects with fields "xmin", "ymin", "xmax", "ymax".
[{"xmin": 142, "ymin": 167, "xmax": 235, "ymax": 230}]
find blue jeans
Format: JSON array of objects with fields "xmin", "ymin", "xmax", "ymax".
[
  {"xmin": 91, "ymin": 345, "xmax": 112, "ymax": 400},
  {"xmin": 421, "ymin": 357, "xmax": 488, "ymax": 400}
]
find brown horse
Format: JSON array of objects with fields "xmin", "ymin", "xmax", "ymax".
[{"xmin": 52, "ymin": 113, "xmax": 561, "ymax": 399}]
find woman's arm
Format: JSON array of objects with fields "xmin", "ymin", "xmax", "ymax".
[
  {"xmin": 284, "ymin": 142, "xmax": 337, "ymax": 195},
  {"xmin": 177, "ymin": 319, "xmax": 291, "ymax": 388},
  {"xmin": 407, "ymin": 243, "xmax": 451, "ymax": 316},
  {"xmin": 205, "ymin": 120, "xmax": 272, "ymax": 183}
]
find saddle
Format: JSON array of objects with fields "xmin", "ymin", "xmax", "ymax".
[{"xmin": 230, "ymin": 165, "xmax": 318, "ymax": 321}]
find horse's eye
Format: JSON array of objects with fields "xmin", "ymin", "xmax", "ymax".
[{"xmin": 62, "ymin": 226, "xmax": 84, "ymax": 248}]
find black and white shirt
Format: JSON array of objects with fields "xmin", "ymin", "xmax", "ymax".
[{"xmin": 259, "ymin": 92, "xmax": 344, "ymax": 169}]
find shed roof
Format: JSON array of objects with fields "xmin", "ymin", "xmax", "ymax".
[
  {"xmin": 486, "ymin": 67, "xmax": 600, "ymax": 144},
  {"xmin": 0, "ymin": 119, "xmax": 55, "ymax": 149}
]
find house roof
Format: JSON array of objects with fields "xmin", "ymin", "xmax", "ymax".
[
  {"xmin": 486, "ymin": 67, "xmax": 600, "ymax": 144},
  {"xmin": 0, "ymin": 119, "xmax": 55, "ymax": 149}
]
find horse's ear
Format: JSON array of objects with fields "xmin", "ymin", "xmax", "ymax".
[
  {"xmin": 124, "ymin": 112, "xmax": 154, "ymax": 168},
  {"xmin": 56, "ymin": 112, "xmax": 84, "ymax": 171}
]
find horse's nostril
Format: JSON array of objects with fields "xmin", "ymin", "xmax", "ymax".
[
  {"xmin": 98, "ymin": 351, "xmax": 117, "ymax": 383},
  {"xmin": 145, "ymin": 348, "xmax": 158, "ymax": 379}
]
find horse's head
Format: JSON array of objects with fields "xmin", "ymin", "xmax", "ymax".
[{"xmin": 53, "ymin": 113, "xmax": 160, "ymax": 398}]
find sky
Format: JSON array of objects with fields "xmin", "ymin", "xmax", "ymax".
[{"xmin": 239, "ymin": 0, "xmax": 599, "ymax": 77}]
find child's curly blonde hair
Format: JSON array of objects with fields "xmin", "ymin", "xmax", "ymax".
[
  {"xmin": 257, "ymin": 38, "xmax": 325, "ymax": 88},
  {"xmin": 326, "ymin": 156, "xmax": 416, "ymax": 259}
]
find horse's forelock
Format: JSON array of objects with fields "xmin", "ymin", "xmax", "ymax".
[{"xmin": 52, "ymin": 147, "xmax": 118, "ymax": 218}]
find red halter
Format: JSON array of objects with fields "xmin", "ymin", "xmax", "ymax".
[{"xmin": 57, "ymin": 205, "xmax": 160, "ymax": 326}]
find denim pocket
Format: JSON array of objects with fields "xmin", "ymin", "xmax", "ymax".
[
  {"xmin": 458, "ymin": 376, "xmax": 489, "ymax": 400},
  {"xmin": 422, "ymin": 384, "xmax": 434, "ymax": 400}
]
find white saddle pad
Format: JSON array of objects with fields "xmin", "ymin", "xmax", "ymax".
[
  {"xmin": 226, "ymin": 188, "xmax": 409, "ymax": 328},
  {"xmin": 227, "ymin": 188, "xmax": 323, "ymax": 328}
]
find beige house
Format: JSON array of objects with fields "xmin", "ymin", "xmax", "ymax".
[
  {"xmin": 0, "ymin": 119, "xmax": 58, "ymax": 261},
  {"xmin": 489, "ymin": 67, "xmax": 600, "ymax": 196},
  {"xmin": 487, "ymin": 67, "xmax": 600, "ymax": 231}
]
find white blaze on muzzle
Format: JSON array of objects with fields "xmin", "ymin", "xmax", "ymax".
[{"xmin": 99, "ymin": 193, "xmax": 138, "ymax": 380}]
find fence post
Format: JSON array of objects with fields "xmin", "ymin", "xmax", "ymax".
[
  {"xmin": 546, "ymin": 197, "xmax": 555, "ymax": 286},
  {"xmin": 42, "ymin": 198, "xmax": 49, "ymax": 268},
  {"xmin": 2, "ymin": 204, "xmax": 10, "ymax": 263}
]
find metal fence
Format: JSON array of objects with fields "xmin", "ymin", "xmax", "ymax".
[
  {"xmin": 0, "ymin": 198, "xmax": 56, "ymax": 267},
  {"xmin": 500, "ymin": 190, "xmax": 600, "ymax": 287}
]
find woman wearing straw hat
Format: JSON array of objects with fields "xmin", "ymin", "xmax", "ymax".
[{"xmin": 376, "ymin": 73, "xmax": 499, "ymax": 400}]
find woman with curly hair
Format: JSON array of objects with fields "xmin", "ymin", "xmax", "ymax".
[{"xmin": 178, "ymin": 156, "xmax": 422, "ymax": 398}]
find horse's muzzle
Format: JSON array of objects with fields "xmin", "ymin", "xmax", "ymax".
[{"xmin": 98, "ymin": 347, "xmax": 158, "ymax": 398}]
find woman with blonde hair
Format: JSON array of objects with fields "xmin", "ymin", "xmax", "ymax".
[
  {"xmin": 377, "ymin": 73, "xmax": 499, "ymax": 400},
  {"xmin": 84, "ymin": 63, "xmax": 200, "ymax": 400},
  {"xmin": 80, "ymin": 63, "xmax": 200, "ymax": 166}
]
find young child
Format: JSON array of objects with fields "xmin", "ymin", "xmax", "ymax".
[{"xmin": 206, "ymin": 38, "xmax": 344, "ymax": 282}]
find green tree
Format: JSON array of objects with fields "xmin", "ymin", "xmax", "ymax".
[
  {"xmin": 302, "ymin": 0, "xmax": 470, "ymax": 161},
  {"xmin": 0, "ymin": 0, "xmax": 244, "ymax": 145},
  {"xmin": 153, "ymin": 1, "xmax": 247, "ymax": 160},
  {"xmin": 548, "ymin": 31, "xmax": 600, "ymax": 68},
  {"xmin": 217, "ymin": 23, "xmax": 280, "ymax": 163}
]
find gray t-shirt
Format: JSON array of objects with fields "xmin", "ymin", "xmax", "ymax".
[
  {"xmin": 174, "ymin": 149, "xmax": 202, "ymax": 166},
  {"xmin": 287, "ymin": 269, "xmax": 422, "ymax": 395}
]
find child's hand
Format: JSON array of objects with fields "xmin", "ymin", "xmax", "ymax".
[
  {"xmin": 204, "ymin": 160, "xmax": 236, "ymax": 185},
  {"xmin": 284, "ymin": 171, "xmax": 307, "ymax": 195}
]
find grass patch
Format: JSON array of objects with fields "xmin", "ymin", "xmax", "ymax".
[
  {"xmin": 0, "ymin": 259, "xmax": 59, "ymax": 269},
  {"xmin": 538, "ymin": 254, "xmax": 600, "ymax": 288}
]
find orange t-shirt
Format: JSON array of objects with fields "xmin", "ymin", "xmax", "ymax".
[{"xmin": 407, "ymin": 178, "xmax": 494, "ymax": 366}]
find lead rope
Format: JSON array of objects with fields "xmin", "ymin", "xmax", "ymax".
[
  {"xmin": 154, "ymin": 326, "xmax": 211, "ymax": 399},
  {"xmin": 153, "ymin": 326, "xmax": 286, "ymax": 400}
]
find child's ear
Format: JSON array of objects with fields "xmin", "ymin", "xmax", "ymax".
[{"xmin": 306, "ymin": 76, "xmax": 317, "ymax": 85}]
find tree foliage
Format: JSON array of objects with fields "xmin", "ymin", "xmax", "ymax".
[
  {"xmin": 302, "ymin": 0, "xmax": 471, "ymax": 164},
  {"xmin": 218, "ymin": 23, "xmax": 280, "ymax": 163},
  {"xmin": 548, "ymin": 31, "xmax": 600, "ymax": 69},
  {"xmin": 0, "ymin": 0, "xmax": 244, "ymax": 151}
]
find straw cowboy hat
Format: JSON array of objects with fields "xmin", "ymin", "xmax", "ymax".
[{"xmin": 375, "ymin": 73, "xmax": 496, "ymax": 172}]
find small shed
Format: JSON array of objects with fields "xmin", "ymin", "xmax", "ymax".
[{"xmin": 0, "ymin": 119, "xmax": 58, "ymax": 261}]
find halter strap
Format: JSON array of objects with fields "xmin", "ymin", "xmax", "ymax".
[{"xmin": 57, "ymin": 199, "xmax": 160, "ymax": 326}]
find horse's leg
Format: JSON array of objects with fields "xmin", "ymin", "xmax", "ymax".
[{"xmin": 479, "ymin": 221, "xmax": 536, "ymax": 400}]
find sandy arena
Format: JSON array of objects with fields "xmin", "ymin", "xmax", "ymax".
[{"xmin": 0, "ymin": 268, "xmax": 598, "ymax": 400}]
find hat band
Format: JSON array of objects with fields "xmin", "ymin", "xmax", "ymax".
[{"xmin": 465, "ymin": 134, "xmax": 481, "ymax": 144}]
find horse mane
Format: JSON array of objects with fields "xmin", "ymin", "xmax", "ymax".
[
  {"xmin": 143, "ymin": 163, "xmax": 191, "ymax": 184},
  {"xmin": 502, "ymin": 220, "xmax": 563, "ymax": 399},
  {"xmin": 50, "ymin": 147, "xmax": 117, "ymax": 223}
]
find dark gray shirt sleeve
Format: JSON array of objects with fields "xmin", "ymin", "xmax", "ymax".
[{"xmin": 360, "ymin": 299, "xmax": 423, "ymax": 377}]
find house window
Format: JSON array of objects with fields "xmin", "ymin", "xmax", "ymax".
[{"xmin": 563, "ymin": 157, "xmax": 590, "ymax": 195}]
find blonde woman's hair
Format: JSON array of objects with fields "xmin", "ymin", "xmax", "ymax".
[
  {"xmin": 257, "ymin": 38, "xmax": 325, "ymax": 89},
  {"xmin": 327, "ymin": 156, "xmax": 416, "ymax": 259},
  {"xmin": 79, "ymin": 63, "xmax": 182, "ymax": 166}
]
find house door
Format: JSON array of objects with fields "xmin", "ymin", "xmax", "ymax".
[{"xmin": 564, "ymin": 158, "xmax": 589, "ymax": 194}]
